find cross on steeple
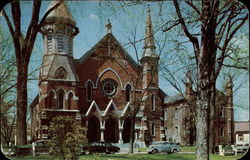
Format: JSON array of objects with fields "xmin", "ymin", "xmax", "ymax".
[{"xmin": 106, "ymin": 19, "xmax": 112, "ymax": 34}]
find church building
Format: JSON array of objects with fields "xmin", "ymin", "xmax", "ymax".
[{"xmin": 30, "ymin": 1, "xmax": 235, "ymax": 147}]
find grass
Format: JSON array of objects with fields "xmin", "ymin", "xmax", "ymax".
[
  {"xmin": 8, "ymin": 153, "xmax": 244, "ymax": 160},
  {"xmin": 179, "ymin": 146, "xmax": 196, "ymax": 152}
]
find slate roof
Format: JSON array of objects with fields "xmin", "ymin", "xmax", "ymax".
[
  {"xmin": 235, "ymin": 121, "xmax": 250, "ymax": 133},
  {"xmin": 164, "ymin": 94, "xmax": 185, "ymax": 104},
  {"xmin": 46, "ymin": 0, "xmax": 76, "ymax": 25}
]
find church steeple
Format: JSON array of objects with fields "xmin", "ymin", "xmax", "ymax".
[{"xmin": 141, "ymin": 6, "xmax": 158, "ymax": 60}]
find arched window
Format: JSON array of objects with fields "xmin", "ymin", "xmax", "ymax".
[
  {"xmin": 175, "ymin": 126, "xmax": 179, "ymax": 137},
  {"xmin": 125, "ymin": 84, "xmax": 131, "ymax": 102},
  {"xmin": 54, "ymin": 67, "xmax": 67, "ymax": 79},
  {"xmin": 164, "ymin": 109, "xmax": 168, "ymax": 120},
  {"xmin": 151, "ymin": 94, "xmax": 156, "ymax": 111},
  {"xmin": 47, "ymin": 91, "xmax": 55, "ymax": 109},
  {"xmin": 151, "ymin": 123, "xmax": 155, "ymax": 136},
  {"xmin": 86, "ymin": 82, "xmax": 93, "ymax": 101},
  {"xmin": 58, "ymin": 89, "xmax": 65, "ymax": 109},
  {"xmin": 220, "ymin": 107, "xmax": 224, "ymax": 118},
  {"xmin": 68, "ymin": 92, "xmax": 73, "ymax": 110}
]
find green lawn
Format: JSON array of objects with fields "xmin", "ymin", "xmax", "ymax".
[
  {"xmin": 8, "ymin": 153, "xmax": 244, "ymax": 160},
  {"xmin": 179, "ymin": 146, "xmax": 196, "ymax": 152}
]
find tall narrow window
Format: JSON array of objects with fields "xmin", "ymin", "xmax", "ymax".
[
  {"xmin": 165, "ymin": 128, "xmax": 168, "ymax": 137},
  {"xmin": 220, "ymin": 107, "xmax": 224, "ymax": 118},
  {"xmin": 151, "ymin": 123, "xmax": 155, "ymax": 136},
  {"xmin": 58, "ymin": 89, "xmax": 65, "ymax": 109},
  {"xmin": 164, "ymin": 110, "xmax": 168, "ymax": 120},
  {"xmin": 47, "ymin": 91, "xmax": 55, "ymax": 109},
  {"xmin": 125, "ymin": 84, "xmax": 131, "ymax": 102},
  {"xmin": 175, "ymin": 126, "xmax": 179, "ymax": 137},
  {"xmin": 151, "ymin": 94, "xmax": 156, "ymax": 111},
  {"xmin": 68, "ymin": 92, "xmax": 73, "ymax": 110},
  {"xmin": 220, "ymin": 128, "xmax": 224, "ymax": 137},
  {"xmin": 86, "ymin": 82, "xmax": 92, "ymax": 101}
]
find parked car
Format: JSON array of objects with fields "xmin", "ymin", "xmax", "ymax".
[
  {"xmin": 34, "ymin": 140, "xmax": 51, "ymax": 154},
  {"xmin": 82, "ymin": 142, "xmax": 120, "ymax": 154},
  {"xmin": 147, "ymin": 141, "xmax": 180, "ymax": 154},
  {"xmin": 236, "ymin": 144, "xmax": 249, "ymax": 153}
]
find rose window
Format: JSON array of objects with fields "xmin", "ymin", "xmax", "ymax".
[{"xmin": 102, "ymin": 79, "xmax": 118, "ymax": 97}]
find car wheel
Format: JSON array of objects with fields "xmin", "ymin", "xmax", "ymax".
[
  {"xmin": 105, "ymin": 149, "xmax": 110, "ymax": 154},
  {"xmin": 152, "ymin": 149, "xmax": 158, "ymax": 154},
  {"xmin": 172, "ymin": 149, "xmax": 178, "ymax": 153}
]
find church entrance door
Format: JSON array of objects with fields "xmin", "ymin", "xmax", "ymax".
[
  {"xmin": 122, "ymin": 117, "xmax": 132, "ymax": 143},
  {"xmin": 104, "ymin": 117, "xmax": 118, "ymax": 143},
  {"xmin": 87, "ymin": 116, "xmax": 100, "ymax": 143}
]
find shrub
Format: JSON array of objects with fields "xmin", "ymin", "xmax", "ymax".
[{"xmin": 48, "ymin": 116, "xmax": 87, "ymax": 160}]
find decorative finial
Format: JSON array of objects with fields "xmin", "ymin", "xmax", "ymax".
[{"xmin": 105, "ymin": 19, "xmax": 112, "ymax": 34}]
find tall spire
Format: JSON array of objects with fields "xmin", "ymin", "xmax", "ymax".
[{"xmin": 141, "ymin": 5, "xmax": 158, "ymax": 59}]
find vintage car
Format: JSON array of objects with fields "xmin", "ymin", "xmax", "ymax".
[
  {"xmin": 82, "ymin": 142, "xmax": 120, "ymax": 154},
  {"xmin": 147, "ymin": 141, "xmax": 180, "ymax": 154}
]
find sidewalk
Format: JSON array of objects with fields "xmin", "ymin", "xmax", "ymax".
[
  {"xmin": 117, "ymin": 148, "xmax": 146, "ymax": 154},
  {"xmin": 117, "ymin": 148, "xmax": 195, "ymax": 154}
]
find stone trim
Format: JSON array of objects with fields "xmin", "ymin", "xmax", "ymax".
[{"xmin": 95, "ymin": 67, "xmax": 123, "ymax": 89}]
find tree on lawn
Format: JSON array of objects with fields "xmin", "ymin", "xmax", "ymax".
[
  {"xmin": 2, "ymin": 0, "xmax": 65, "ymax": 145},
  {"xmin": 169, "ymin": 0, "xmax": 248, "ymax": 159},
  {"xmin": 48, "ymin": 116, "xmax": 87, "ymax": 160}
]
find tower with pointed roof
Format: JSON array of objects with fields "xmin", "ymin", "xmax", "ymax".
[
  {"xmin": 139, "ymin": 6, "xmax": 162, "ymax": 144},
  {"xmin": 140, "ymin": 6, "xmax": 159, "ymax": 90},
  {"xmin": 35, "ymin": 1, "xmax": 81, "ymax": 139}
]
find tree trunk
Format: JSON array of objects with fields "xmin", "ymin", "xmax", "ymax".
[
  {"xmin": 129, "ymin": 118, "xmax": 135, "ymax": 154},
  {"xmin": 209, "ymin": 80, "xmax": 216, "ymax": 154},
  {"xmin": 16, "ymin": 61, "xmax": 28, "ymax": 145},
  {"xmin": 196, "ymin": 86, "xmax": 210, "ymax": 160}
]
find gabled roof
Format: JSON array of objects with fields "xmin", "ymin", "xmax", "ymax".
[
  {"xmin": 85, "ymin": 100, "xmax": 101, "ymax": 116},
  {"xmin": 74, "ymin": 33, "xmax": 139, "ymax": 69},
  {"xmin": 120, "ymin": 102, "xmax": 131, "ymax": 117},
  {"xmin": 103, "ymin": 99, "xmax": 118, "ymax": 116}
]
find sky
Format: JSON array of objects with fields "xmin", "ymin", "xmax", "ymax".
[{"xmin": 0, "ymin": 0, "xmax": 249, "ymax": 121}]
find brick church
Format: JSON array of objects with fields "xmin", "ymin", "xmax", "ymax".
[{"xmin": 30, "ymin": 1, "xmax": 235, "ymax": 147}]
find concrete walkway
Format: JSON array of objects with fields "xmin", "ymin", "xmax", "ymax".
[{"xmin": 117, "ymin": 148, "xmax": 195, "ymax": 154}]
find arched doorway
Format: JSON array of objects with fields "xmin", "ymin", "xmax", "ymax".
[
  {"xmin": 104, "ymin": 117, "xmax": 118, "ymax": 143},
  {"xmin": 122, "ymin": 117, "xmax": 132, "ymax": 143},
  {"xmin": 87, "ymin": 116, "xmax": 100, "ymax": 143}
]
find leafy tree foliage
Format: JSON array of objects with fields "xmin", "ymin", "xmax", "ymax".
[{"xmin": 48, "ymin": 116, "xmax": 87, "ymax": 160}]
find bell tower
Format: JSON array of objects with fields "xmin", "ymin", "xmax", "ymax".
[
  {"xmin": 39, "ymin": 0, "xmax": 79, "ymax": 82},
  {"xmin": 139, "ymin": 6, "xmax": 161, "ymax": 144},
  {"xmin": 140, "ymin": 6, "xmax": 159, "ymax": 89}
]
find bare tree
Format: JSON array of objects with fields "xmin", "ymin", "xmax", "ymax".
[
  {"xmin": 168, "ymin": 0, "xmax": 248, "ymax": 159},
  {"xmin": 2, "ymin": 0, "xmax": 65, "ymax": 145}
]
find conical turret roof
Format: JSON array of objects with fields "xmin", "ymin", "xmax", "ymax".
[{"xmin": 46, "ymin": 0, "xmax": 76, "ymax": 25}]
